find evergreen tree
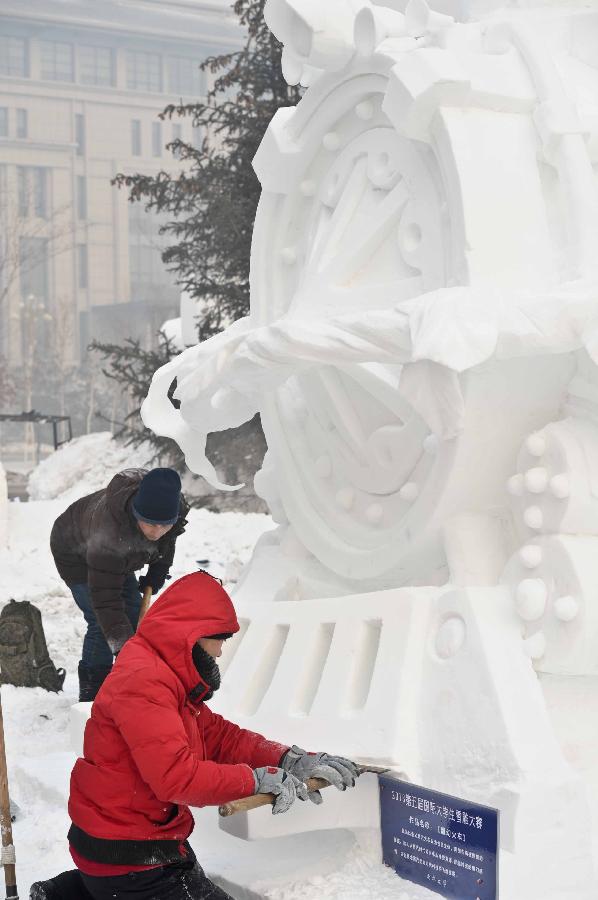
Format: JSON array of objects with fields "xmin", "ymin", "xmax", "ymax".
[
  {"xmin": 113, "ymin": 0, "xmax": 300, "ymax": 340},
  {"xmin": 89, "ymin": 334, "xmax": 183, "ymax": 465},
  {"xmin": 91, "ymin": 0, "xmax": 296, "ymax": 502}
]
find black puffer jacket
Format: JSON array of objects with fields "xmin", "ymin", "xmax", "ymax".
[{"xmin": 50, "ymin": 469, "xmax": 188, "ymax": 652}]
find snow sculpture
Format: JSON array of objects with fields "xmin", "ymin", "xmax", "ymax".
[{"xmin": 142, "ymin": 1, "xmax": 598, "ymax": 896}]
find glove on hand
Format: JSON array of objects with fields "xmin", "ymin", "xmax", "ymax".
[
  {"xmin": 138, "ymin": 563, "xmax": 170, "ymax": 595},
  {"xmin": 281, "ymin": 745, "xmax": 360, "ymax": 805},
  {"xmin": 253, "ymin": 766, "xmax": 309, "ymax": 815}
]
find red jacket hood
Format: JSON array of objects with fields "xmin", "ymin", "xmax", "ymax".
[{"xmin": 134, "ymin": 571, "xmax": 239, "ymax": 696}]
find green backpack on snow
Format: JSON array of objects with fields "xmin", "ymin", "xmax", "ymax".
[{"xmin": 0, "ymin": 599, "xmax": 65, "ymax": 692}]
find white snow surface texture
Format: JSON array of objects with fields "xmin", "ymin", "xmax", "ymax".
[{"xmin": 1, "ymin": 435, "xmax": 434, "ymax": 898}]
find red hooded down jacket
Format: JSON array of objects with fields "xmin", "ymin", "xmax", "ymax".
[{"xmin": 68, "ymin": 571, "xmax": 288, "ymax": 869}]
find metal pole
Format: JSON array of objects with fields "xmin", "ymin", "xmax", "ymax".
[{"xmin": 0, "ymin": 690, "xmax": 18, "ymax": 898}]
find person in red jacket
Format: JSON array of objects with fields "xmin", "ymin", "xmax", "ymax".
[{"xmin": 30, "ymin": 570, "xmax": 359, "ymax": 900}]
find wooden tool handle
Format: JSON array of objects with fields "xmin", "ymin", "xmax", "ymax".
[
  {"xmin": 138, "ymin": 587, "xmax": 153, "ymax": 625},
  {"xmin": 0, "ymin": 691, "xmax": 18, "ymax": 898},
  {"xmin": 218, "ymin": 765, "xmax": 392, "ymax": 818},
  {"xmin": 219, "ymin": 776, "xmax": 330, "ymax": 817}
]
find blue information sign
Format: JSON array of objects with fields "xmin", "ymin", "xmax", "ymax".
[{"xmin": 379, "ymin": 775, "xmax": 499, "ymax": 899}]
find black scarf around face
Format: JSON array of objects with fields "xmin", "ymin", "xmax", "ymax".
[{"xmin": 190, "ymin": 642, "xmax": 221, "ymax": 702}]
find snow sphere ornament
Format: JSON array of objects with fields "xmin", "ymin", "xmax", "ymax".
[
  {"xmin": 554, "ymin": 595, "xmax": 579, "ymax": 623},
  {"xmin": 515, "ymin": 578, "xmax": 548, "ymax": 622}
]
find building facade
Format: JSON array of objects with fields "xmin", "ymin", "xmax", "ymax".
[{"xmin": 0, "ymin": 0, "xmax": 239, "ymax": 368}]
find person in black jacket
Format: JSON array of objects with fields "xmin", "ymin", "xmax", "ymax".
[{"xmin": 50, "ymin": 467, "xmax": 188, "ymax": 701}]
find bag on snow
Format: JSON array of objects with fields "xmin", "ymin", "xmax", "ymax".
[{"xmin": 0, "ymin": 599, "xmax": 65, "ymax": 692}]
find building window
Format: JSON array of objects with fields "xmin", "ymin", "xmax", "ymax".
[
  {"xmin": 0, "ymin": 37, "xmax": 28, "ymax": 78},
  {"xmin": 17, "ymin": 167, "xmax": 27, "ymax": 216},
  {"xmin": 79, "ymin": 45, "xmax": 113, "ymax": 86},
  {"xmin": 77, "ymin": 175, "xmax": 87, "ymax": 220},
  {"xmin": 152, "ymin": 121, "xmax": 162, "ymax": 158},
  {"xmin": 17, "ymin": 167, "xmax": 48, "ymax": 219},
  {"xmin": 131, "ymin": 120, "xmax": 142, "ymax": 156},
  {"xmin": 40, "ymin": 41, "xmax": 74, "ymax": 82},
  {"xmin": 166, "ymin": 57, "xmax": 204, "ymax": 96},
  {"xmin": 171, "ymin": 123, "xmax": 182, "ymax": 159},
  {"xmin": 19, "ymin": 237, "xmax": 50, "ymax": 356},
  {"xmin": 128, "ymin": 203, "xmax": 179, "ymax": 307},
  {"xmin": 16, "ymin": 108, "xmax": 27, "ymax": 139},
  {"xmin": 77, "ymin": 244, "xmax": 88, "ymax": 289},
  {"xmin": 192, "ymin": 126, "xmax": 203, "ymax": 151},
  {"xmin": 75, "ymin": 113, "xmax": 85, "ymax": 156},
  {"xmin": 0, "ymin": 108, "xmax": 7, "ymax": 138},
  {"xmin": 126, "ymin": 51, "xmax": 161, "ymax": 92},
  {"xmin": 19, "ymin": 237, "xmax": 49, "ymax": 301}
]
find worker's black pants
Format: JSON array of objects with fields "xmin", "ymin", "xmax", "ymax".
[{"xmin": 80, "ymin": 859, "xmax": 234, "ymax": 900}]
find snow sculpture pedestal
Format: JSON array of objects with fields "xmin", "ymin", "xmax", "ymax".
[{"xmin": 140, "ymin": 1, "xmax": 598, "ymax": 897}]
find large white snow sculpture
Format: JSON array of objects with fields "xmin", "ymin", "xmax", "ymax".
[{"xmin": 142, "ymin": 1, "xmax": 598, "ymax": 896}]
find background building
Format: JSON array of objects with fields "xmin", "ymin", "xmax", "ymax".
[{"xmin": 0, "ymin": 0, "xmax": 240, "ymax": 370}]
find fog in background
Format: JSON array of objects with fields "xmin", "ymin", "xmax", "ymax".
[{"xmin": 0, "ymin": 0, "xmax": 241, "ymax": 479}]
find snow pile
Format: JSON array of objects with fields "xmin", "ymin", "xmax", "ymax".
[
  {"xmin": 0, "ymin": 494, "xmax": 436, "ymax": 899},
  {"xmin": 262, "ymin": 830, "xmax": 429, "ymax": 900},
  {"xmin": 27, "ymin": 432, "xmax": 154, "ymax": 503}
]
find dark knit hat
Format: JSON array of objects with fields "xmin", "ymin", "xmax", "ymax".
[{"xmin": 132, "ymin": 468, "xmax": 181, "ymax": 525}]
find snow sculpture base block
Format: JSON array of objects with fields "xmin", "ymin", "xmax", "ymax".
[
  {"xmin": 214, "ymin": 586, "xmax": 593, "ymax": 899},
  {"xmin": 220, "ymin": 771, "xmax": 382, "ymax": 842}
]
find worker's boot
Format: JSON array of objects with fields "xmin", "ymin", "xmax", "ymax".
[
  {"xmin": 30, "ymin": 869, "xmax": 93, "ymax": 900},
  {"xmin": 78, "ymin": 662, "xmax": 112, "ymax": 702}
]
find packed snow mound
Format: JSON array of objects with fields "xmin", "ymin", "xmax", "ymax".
[{"xmin": 27, "ymin": 432, "xmax": 154, "ymax": 504}]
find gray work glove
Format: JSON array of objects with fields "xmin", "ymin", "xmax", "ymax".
[
  {"xmin": 281, "ymin": 745, "xmax": 361, "ymax": 805},
  {"xmin": 253, "ymin": 766, "xmax": 309, "ymax": 815}
]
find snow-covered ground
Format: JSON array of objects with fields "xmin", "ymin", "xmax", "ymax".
[{"xmin": 1, "ymin": 437, "xmax": 435, "ymax": 899}]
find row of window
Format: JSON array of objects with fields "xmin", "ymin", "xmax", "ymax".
[
  {"xmin": 16, "ymin": 237, "xmax": 168, "ymax": 301},
  {"xmin": 14, "ymin": 118, "xmax": 193, "ymax": 221},
  {"xmin": 130, "ymin": 119, "xmax": 198, "ymax": 158},
  {"xmin": 0, "ymin": 35, "xmax": 206, "ymax": 95},
  {"xmin": 16, "ymin": 178, "xmax": 166, "ymax": 289},
  {"xmin": 10, "ymin": 164, "xmax": 175, "ymax": 306},
  {"xmin": 3, "ymin": 107, "xmax": 194, "ymax": 161},
  {"xmin": 17, "ymin": 237, "xmax": 166, "ymax": 306},
  {"xmin": 17, "ymin": 237, "xmax": 170, "ymax": 298},
  {"xmin": 16, "ymin": 166, "xmax": 87, "ymax": 220},
  {"xmin": 0, "ymin": 106, "xmax": 27, "ymax": 138}
]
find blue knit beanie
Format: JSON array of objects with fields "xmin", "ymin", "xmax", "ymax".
[{"xmin": 132, "ymin": 468, "xmax": 181, "ymax": 525}]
